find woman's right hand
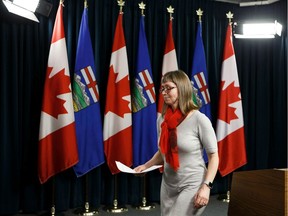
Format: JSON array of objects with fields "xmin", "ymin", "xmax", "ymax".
[
  {"xmin": 133, "ymin": 150, "xmax": 163, "ymax": 176},
  {"xmin": 133, "ymin": 164, "xmax": 148, "ymax": 176},
  {"xmin": 134, "ymin": 164, "xmax": 147, "ymax": 173}
]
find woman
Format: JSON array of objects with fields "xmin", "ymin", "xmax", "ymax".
[{"xmin": 134, "ymin": 70, "xmax": 219, "ymax": 216}]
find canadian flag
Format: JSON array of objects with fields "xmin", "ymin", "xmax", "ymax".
[
  {"xmin": 38, "ymin": 2, "xmax": 79, "ymax": 184},
  {"xmin": 103, "ymin": 13, "xmax": 132, "ymax": 174},
  {"xmin": 157, "ymin": 19, "xmax": 178, "ymax": 115},
  {"xmin": 216, "ymin": 24, "xmax": 247, "ymax": 177}
]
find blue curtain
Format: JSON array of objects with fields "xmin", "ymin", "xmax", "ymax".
[{"xmin": 0, "ymin": 0, "xmax": 286, "ymax": 214}]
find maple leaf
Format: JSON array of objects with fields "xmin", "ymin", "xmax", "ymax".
[
  {"xmin": 218, "ymin": 81, "xmax": 241, "ymax": 124},
  {"xmin": 105, "ymin": 66, "xmax": 131, "ymax": 117},
  {"xmin": 42, "ymin": 67, "xmax": 72, "ymax": 119}
]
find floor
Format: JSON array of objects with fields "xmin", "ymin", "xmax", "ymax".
[{"xmin": 14, "ymin": 195, "xmax": 229, "ymax": 216}]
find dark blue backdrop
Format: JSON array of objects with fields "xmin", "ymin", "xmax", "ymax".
[{"xmin": 0, "ymin": 0, "xmax": 286, "ymax": 214}]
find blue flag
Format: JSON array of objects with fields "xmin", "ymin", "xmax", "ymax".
[
  {"xmin": 191, "ymin": 22, "xmax": 211, "ymax": 163},
  {"xmin": 132, "ymin": 16, "xmax": 158, "ymax": 167},
  {"xmin": 191, "ymin": 22, "xmax": 211, "ymax": 119},
  {"xmin": 73, "ymin": 7, "xmax": 104, "ymax": 176}
]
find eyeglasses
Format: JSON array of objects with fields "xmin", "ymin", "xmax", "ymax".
[{"xmin": 159, "ymin": 86, "xmax": 177, "ymax": 93}]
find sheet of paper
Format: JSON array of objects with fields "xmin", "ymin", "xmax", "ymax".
[{"xmin": 115, "ymin": 161, "xmax": 162, "ymax": 174}]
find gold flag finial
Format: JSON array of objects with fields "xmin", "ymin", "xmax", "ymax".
[
  {"xmin": 60, "ymin": 0, "xmax": 64, "ymax": 6},
  {"xmin": 139, "ymin": 2, "xmax": 146, "ymax": 16},
  {"xmin": 84, "ymin": 0, "xmax": 88, "ymax": 8},
  {"xmin": 167, "ymin": 5, "xmax": 175, "ymax": 20},
  {"xmin": 196, "ymin": 8, "xmax": 203, "ymax": 22},
  {"xmin": 226, "ymin": 11, "xmax": 234, "ymax": 25},
  {"xmin": 117, "ymin": 0, "xmax": 125, "ymax": 14}
]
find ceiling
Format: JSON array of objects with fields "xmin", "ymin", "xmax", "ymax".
[{"xmin": 212, "ymin": 0, "xmax": 280, "ymax": 6}]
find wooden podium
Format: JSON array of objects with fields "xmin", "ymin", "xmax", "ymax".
[{"xmin": 228, "ymin": 169, "xmax": 288, "ymax": 216}]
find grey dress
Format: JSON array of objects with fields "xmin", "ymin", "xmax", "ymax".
[{"xmin": 158, "ymin": 110, "xmax": 218, "ymax": 216}]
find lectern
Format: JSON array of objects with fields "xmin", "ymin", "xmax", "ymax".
[{"xmin": 228, "ymin": 169, "xmax": 288, "ymax": 216}]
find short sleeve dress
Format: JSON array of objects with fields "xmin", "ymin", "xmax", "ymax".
[{"xmin": 157, "ymin": 110, "xmax": 218, "ymax": 216}]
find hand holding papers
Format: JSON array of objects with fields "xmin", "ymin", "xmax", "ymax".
[{"xmin": 115, "ymin": 161, "xmax": 162, "ymax": 174}]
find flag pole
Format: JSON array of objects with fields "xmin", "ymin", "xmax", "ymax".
[
  {"xmin": 132, "ymin": 2, "xmax": 157, "ymax": 211},
  {"xmin": 135, "ymin": 175, "xmax": 155, "ymax": 210},
  {"xmin": 50, "ymin": 177, "xmax": 56, "ymax": 216},
  {"xmin": 82, "ymin": 175, "xmax": 98, "ymax": 215},
  {"xmin": 103, "ymin": 174, "xmax": 128, "ymax": 213},
  {"xmin": 73, "ymin": 0, "xmax": 99, "ymax": 214},
  {"xmin": 217, "ymin": 173, "xmax": 232, "ymax": 203},
  {"xmin": 104, "ymin": 0, "xmax": 127, "ymax": 213},
  {"xmin": 47, "ymin": 177, "xmax": 61, "ymax": 216},
  {"xmin": 217, "ymin": 11, "xmax": 234, "ymax": 203},
  {"xmin": 45, "ymin": 177, "xmax": 67, "ymax": 216},
  {"xmin": 74, "ymin": 174, "xmax": 98, "ymax": 215}
]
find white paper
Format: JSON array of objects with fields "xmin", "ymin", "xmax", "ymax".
[{"xmin": 115, "ymin": 161, "xmax": 162, "ymax": 174}]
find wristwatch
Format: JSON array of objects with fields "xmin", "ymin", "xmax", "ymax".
[{"xmin": 203, "ymin": 180, "xmax": 213, "ymax": 189}]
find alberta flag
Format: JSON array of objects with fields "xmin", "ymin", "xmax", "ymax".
[
  {"xmin": 38, "ymin": 2, "xmax": 79, "ymax": 184},
  {"xmin": 190, "ymin": 22, "xmax": 211, "ymax": 120},
  {"xmin": 190, "ymin": 22, "xmax": 211, "ymax": 163},
  {"xmin": 132, "ymin": 15, "xmax": 158, "ymax": 167},
  {"xmin": 103, "ymin": 13, "xmax": 132, "ymax": 174},
  {"xmin": 73, "ymin": 6, "xmax": 105, "ymax": 177}
]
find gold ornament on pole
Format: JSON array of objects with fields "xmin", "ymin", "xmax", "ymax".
[
  {"xmin": 167, "ymin": 5, "xmax": 174, "ymax": 20},
  {"xmin": 196, "ymin": 8, "xmax": 203, "ymax": 22},
  {"xmin": 226, "ymin": 11, "xmax": 234, "ymax": 26},
  {"xmin": 117, "ymin": 0, "xmax": 125, "ymax": 14},
  {"xmin": 138, "ymin": 1, "xmax": 145, "ymax": 16}
]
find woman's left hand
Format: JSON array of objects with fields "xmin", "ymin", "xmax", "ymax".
[{"xmin": 193, "ymin": 184, "xmax": 210, "ymax": 209}]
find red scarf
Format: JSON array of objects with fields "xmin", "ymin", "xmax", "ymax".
[{"xmin": 159, "ymin": 107, "xmax": 186, "ymax": 171}]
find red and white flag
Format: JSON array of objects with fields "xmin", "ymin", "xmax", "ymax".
[
  {"xmin": 103, "ymin": 13, "xmax": 132, "ymax": 174},
  {"xmin": 216, "ymin": 24, "xmax": 247, "ymax": 177},
  {"xmin": 38, "ymin": 2, "xmax": 79, "ymax": 184},
  {"xmin": 157, "ymin": 19, "xmax": 178, "ymax": 114}
]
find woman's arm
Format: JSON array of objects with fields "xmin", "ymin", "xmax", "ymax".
[
  {"xmin": 204, "ymin": 152, "xmax": 219, "ymax": 184},
  {"xmin": 197, "ymin": 112, "xmax": 219, "ymax": 187},
  {"xmin": 194, "ymin": 152, "xmax": 219, "ymax": 208},
  {"xmin": 134, "ymin": 150, "xmax": 163, "ymax": 172}
]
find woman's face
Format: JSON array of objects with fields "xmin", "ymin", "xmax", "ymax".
[{"xmin": 160, "ymin": 81, "xmax": 178, "ymax": 110}]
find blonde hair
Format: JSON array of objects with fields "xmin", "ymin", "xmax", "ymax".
[{"xmin": 161, "ymin": 70, "xmax": 199, "ymax": 116}]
